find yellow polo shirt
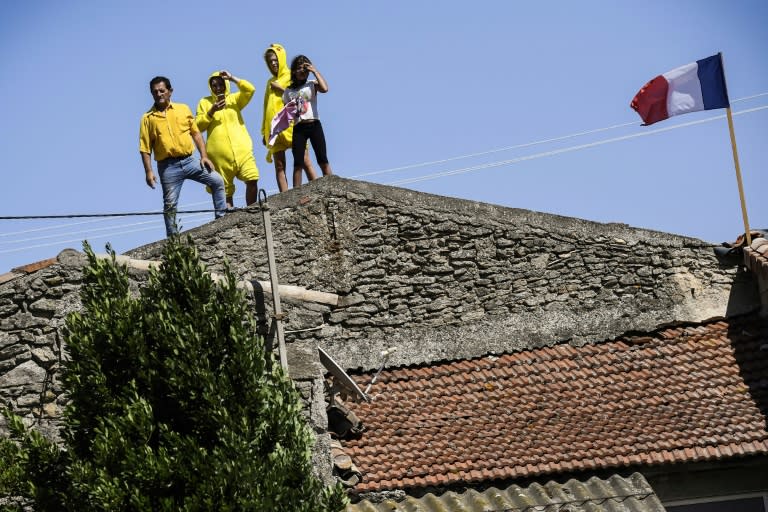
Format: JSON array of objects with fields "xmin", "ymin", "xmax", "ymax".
[{"xmin": 139, "ymin": 102, "xmax": 200, "ymax": 161}]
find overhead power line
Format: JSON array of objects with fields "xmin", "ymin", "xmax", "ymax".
[
  {"xmin": 4, "ymin": 102, "xmax": 766, "ymax": 224},
  {"xmin": 387, "ymin": 104, "xmax": 768, "ymax": 187},
  {"xmin": 0, "ymin": 216, "xmax": 143, "ymax": 238},
  {"xmin": 1, "ymin": 97, "xmax": 766, "ymax": 260},
  {"xmin": 0, "ymin": 224, "xmax": 167, "ymax": 255},
  {"xmin": 0, "ymin": 214, "xmax": 210, "ymax": 255},
  {"xmin": 0, "ymin": 208, "xmax": 235, "ymax": 221},
  {"xmin": 351, "ymin": 91, "xmax": 768, "ymax": 180},
  {"xmin": 0, "ymin": 200, "xmax": 223, "ymax": 239},
  {"xmin": 0, "ymin": 214, "xmax": 211, "ymax": 255},
  {"xmin": 0, "ymin": 218, "xmax": 160, "ymax": 245},
  {"xmin": 350, "ymin": 121, "xmax": 640, "ymax": 179}
]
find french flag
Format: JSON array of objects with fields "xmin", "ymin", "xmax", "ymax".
[{"xmin": 630, "ymin": 54, "xmax": 730, "ymax": 125}]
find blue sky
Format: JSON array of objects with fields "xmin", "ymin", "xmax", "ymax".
[{"xmin": 1, "ymin": 0, "xmax": 766, "ymax": 273}]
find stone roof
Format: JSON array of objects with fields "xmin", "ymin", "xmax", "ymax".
[
  {"xmin": 339, "ymin": 313, "xmax": 768, "ymax": 493},
  {"xmin": 347, "ymin": 472, "xmax": 665, "ymax": 512}
]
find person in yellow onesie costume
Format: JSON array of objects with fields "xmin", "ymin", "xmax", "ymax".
[
  {"xmin": 196, "ymin": 70, "xmax": 259, "ymax": 207},
  {"xmin": 261, "ymin": 43, "xmax": 316, "ymax": 192}
]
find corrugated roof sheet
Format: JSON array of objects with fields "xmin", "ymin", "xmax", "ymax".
[
  {"xmin": 341, "ymin": 315, "xmax": 768, "ymax": 493},
  {"xmin": 347, "ymin": 472, "xmax": 665, "ymax": 512}
]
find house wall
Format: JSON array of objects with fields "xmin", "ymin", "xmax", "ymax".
[
  {"xmin": 2, "ymin": 177, "xmax": 757, "ymax": 425},
  {"xmin": 128, "ymin": 176, "xmax": 757, "ymax": 371},
  {"xmin": 0, "ymin": 251, "xmax": 336, "ymax": 482},
  {"xmin": 0, "ymin": 251, "xmax": 82, "ymax": 441},
  {"xmin": 0, "ymin": 176, "xmax": 758, "ymax": 488},
  {"xmin": 644, "ymin": 456, "xmax": 768, "ymax": 505}
]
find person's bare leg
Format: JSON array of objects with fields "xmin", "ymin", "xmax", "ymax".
[
  {"xmin": 274, "ymin": 151, "xmax": 288, "ymax": 192},
  {"xmin": 245, "ymin": 180, "xmax": 258, "ymax": 205},
  {"xmin": 293, "ymin": 166, "xmax": 303, "ymax": 188},
  {"xmin": 319, "ymin": 163, "xmax": 333, "ymax": 176},
  {"xmin": 303, "ymin": 152, "xmax": 318, "ymax": 181},
  {"xmin": 226, "ymin": 196, "xmax": 234, "ymax": 209}
]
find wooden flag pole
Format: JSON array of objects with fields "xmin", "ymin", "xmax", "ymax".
[
  {"xmin": 725, "ymin": 107, "xmax": 752, "ymax": 246},
  {"xmin": 720, "ymin": 52, "xmax": 752, "ymax": 246}
]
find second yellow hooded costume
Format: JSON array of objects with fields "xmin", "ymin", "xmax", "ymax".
[
  {"xmin": 196, "ymin": 72, "xmax": 259, "ymax": 198},
  {"xmin": 262, "ymin": 43, "xmax": 293, "ymax": 163}
]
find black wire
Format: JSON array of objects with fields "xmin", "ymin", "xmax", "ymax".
[{"xmin": 0, "ymin": 208, "xmax": 261, "ymax": 220}]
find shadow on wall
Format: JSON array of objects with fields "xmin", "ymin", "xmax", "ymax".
[
  {"xmin": 725, "ymin": 265, "xmax": 761, "ymax": 318},
  {"xmin": 725, "ymin": 259, "xmax": 767, "ymax": 429},
  {"xmin": 728, "ymin": 315, "xmax": 768, "ymax": 431},
  {"xmin": 249, "ymin": 281, "xmax": 275, "ymax": 364}
]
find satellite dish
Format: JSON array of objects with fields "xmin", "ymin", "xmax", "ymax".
[{"xmin": 318, "ymin": 347, "xmax": 369, "ymax": 403}]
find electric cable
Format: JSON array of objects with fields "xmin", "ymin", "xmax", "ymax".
[
  {"xmin": 348, "ymin": 91, "xmax": 768, "ymax": 180},
  {"xmin": 0, "ymin": 208, "xmax": 238, "ymax": 221},
  {"xmin": 386, "ymin": 104, "xmax": 768, "ymax": 187},
  {"xmin": 0, "ymin": 214, "xmax": 214, "ymax": 255},
  {"xmin": 1, "ymin": 96, "xmax": 766, "ymax": 262},
  {"xmin": 349, "ymin": 120, "xmax": 639, "ymax": 179}
]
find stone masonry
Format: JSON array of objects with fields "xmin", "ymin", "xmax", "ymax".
[
  {"xmin": 0, "ymin": 176, "xmax": 758, "ymax": 481},
  {"xmin": 0, "ymin": 251, "xmax": 82, "ymax": 441},
  {"xmin": 128, "ymin": 176, "xmax": 757, "ymax": 371}
]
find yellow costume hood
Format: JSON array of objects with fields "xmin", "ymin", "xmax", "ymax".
[
  {"xmin": 195, "ymin": 71, "xmax": 255, "ymax": 165},
  {"xmin": 207, "ymin": 71, "xmax": 232, "ymax": 96},
  {"xmin": 262, "ymin": 43, "xmax": 292, "ymax": 162}
]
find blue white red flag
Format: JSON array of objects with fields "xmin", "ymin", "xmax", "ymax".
[{"xmin": 631, "ymin": 54, "xmax": 730, "ymax": 125}]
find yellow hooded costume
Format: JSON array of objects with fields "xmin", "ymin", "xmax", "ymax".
[
  {"xmin": 196, "ymin": 72, "xmax": 259, "ymax": 197},
  {"xmin": 262, "ymin": 43, "xmax": 293, "ymax": 163}
]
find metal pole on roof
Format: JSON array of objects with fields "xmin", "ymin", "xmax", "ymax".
[
  {"xmin": 258, "ymin": 190, "xmax": 288, "ymax": 374},
  {"xmin": 720, "ymin": 52, "xmax": 752, "ymax": 246}
]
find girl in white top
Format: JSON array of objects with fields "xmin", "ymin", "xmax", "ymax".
[{"xmin": 282, "ymin": 55, "xmax": 333, "ymax": 188}]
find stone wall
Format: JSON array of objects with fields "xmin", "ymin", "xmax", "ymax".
[
  {"xmin": 128, "ymin": 176, "xmax": 758, "ymax": 371},
  {"xmin": 0, "ymin": 251, "xmax": 335, "ymax": 481},
  {"xmin": 0, "ymin": 176, "xmax": 758, "ymax": 474},
  {"xmin": 0, "ymin": 251, "xmax": 83, "ymax": 440}
]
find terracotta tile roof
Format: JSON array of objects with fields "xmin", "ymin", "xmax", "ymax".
[
  {"xmin": 0, "ymin": 257, "xmax": 58, "ymax": 284},
  {"xmin": 342, "ymin": 315, "xmax": 768, "ymax": 493},
  {"xmin": 743, "ymin": 236, "xmax": 768, "ymax": 280},
  {"xmin": 11, "ymin": 256, "xmax": 58, "ymax": 274},
  {"xmin": 346, "ymin": 472, "xmax": 665, "ymax": 512}
]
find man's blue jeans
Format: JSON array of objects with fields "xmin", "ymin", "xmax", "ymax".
[{"xmin": 158, "ymin": 155, "xmax": 227, "ymax": 236}]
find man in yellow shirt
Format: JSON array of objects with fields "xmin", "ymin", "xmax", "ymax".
[
  {"xmin": 140, "ymin": 76, "xmax": 227, "ymax": 237},
  {"xmin": 196, "ymin": 70, "xmax": 259, "ymax": 208}
]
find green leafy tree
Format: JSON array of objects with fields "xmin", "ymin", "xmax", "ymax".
[{"xmin": 1, "ymin": 237, "xmax": 347, "ymax": 511}]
